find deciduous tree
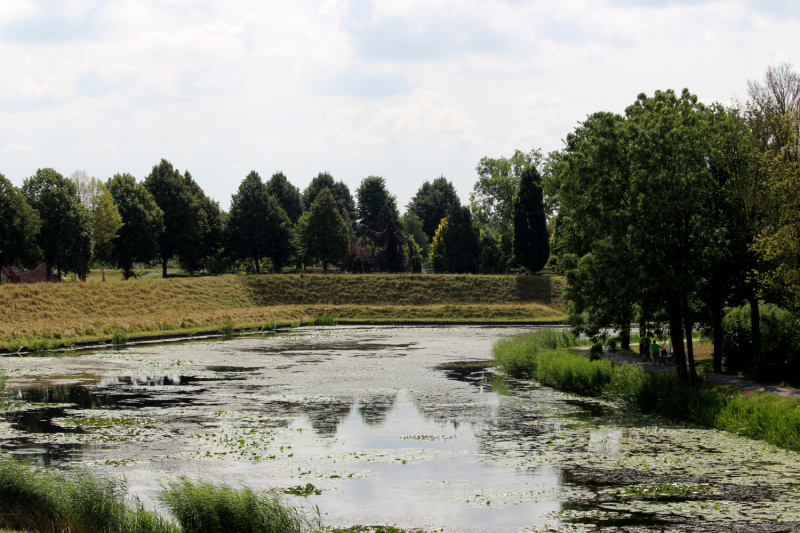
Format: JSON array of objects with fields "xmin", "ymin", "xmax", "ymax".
[
  {"xmin": 296, "ymin": 188, "xmax": 349, "ymax": 272},
  {"xmin": 267, "ymin": 172, "xmax": 303, "ymax": 224},
  {"xmin": 227, "ymin": 171, "xmax": 292, "ymax": 273},
  {"xmin": 107, "ymin": 173, "xmax": 164, "ymax": 280},
  {"xmin": 407, "ymin": 176, "xmax": 459, "ymax": 240},
  {"xmin": 0, "ymin": 174, "xmax": 41, "ymax": 272},
  {"xmin": 356, "ymin": 176, "xmax": 398, "ymax": 235}
]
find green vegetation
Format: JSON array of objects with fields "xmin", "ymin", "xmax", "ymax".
[
  {"xmin": 0, "ymin": 460, "xmax": 318, "ymax": 533},
  {"xmin": 494, "ymin": 330, "xmax": 800, "ymax": 452},
  {"xmin": 548, "ymin": 63, "xmax": 800, "ymax": 383},
  {"xmin": 161, "ymin": 477, "xmax": 316, "ymax": 533},
  {"xmin": 306, "ymin": 315, "xmax": 336, "ymax": 326},
  {"xmin": 221, "ymin": 317, "xmax": 235, "ymax": 340},
  {"xmin": 0, "ymin": 459, "xmax": 176, "ymax": 533},
  {"xmin": 112, "ymin": 326, "xmax": 128, "ymax": 348}
]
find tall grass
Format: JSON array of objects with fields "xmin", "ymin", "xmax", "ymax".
[
  {"xmin": 306, "ymin": 314, "xmax": 336, "ymax": 327},
  {"xmin": 0, "ymin": 461, "xmax": 319, "ymax": 533},
  {"xmin": 221, "ymin": 317, "xmax": 235, "ymax": 340},
  {"xmin": 493, "ymin": 330, "xmax": 800, "ymax": 452},
  {"xmin": 160, "ymin": 477, "xmax": 317, "ymax": 533},
  {"xmin": 493, "ymin": 329, "xmax": 582, "ymax": 379},
  {"xmin": 0, "ymin": 459, "xmax": 177, "ymax": 533}
]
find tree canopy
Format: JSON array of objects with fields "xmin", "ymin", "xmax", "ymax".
[
  {"xmin": 296, "ymin": 188, "xmax": 349, "ymax": 271},
  {"xmin": 267, "ymin": 172, "xmax": 303, "ymax": 224},
  {"xmin": 227, "ymin": 171, "xmax": 293, "ymax": 273},
  {"xmin": 513, "ymin": 166, "xmax": 549, "ymax": 273},
  {"xmin": 107, "ymin": 173, "xmax": 164, "ymax": 279},
  {"xmin": 356, "ymin": 176, "xmax": 398, "ymax": 235},
  {"xmin": 407, "ymin": 176, "xmax": 459, "ymax": 240},
  {"xmin": 0, "ymin": 173, "xmax": 41, "ymax": 271}
]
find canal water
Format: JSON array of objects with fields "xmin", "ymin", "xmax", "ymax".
[{"xmin": 1, "ymin": 326, "xmax": 799, "ymax": 532}]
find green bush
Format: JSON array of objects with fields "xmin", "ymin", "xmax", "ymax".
[
  {"xmin": 160, "ymin": 477, "xmax": 316, "ymax": 533},
  {"xmin": 722, "ymin": 302, "xmax": 800, "ymax": 378},
  {"xmin": 221, "ymin": 318, "xmax": 235, "ymax": 340},
  {"xmin": 112, "ymin": 327, "xmax": 128, "ymax": 348}
]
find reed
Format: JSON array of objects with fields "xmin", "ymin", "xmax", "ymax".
[{"xmin": 160, "ymin": 477, "xmax": 317, "ymax": 533}]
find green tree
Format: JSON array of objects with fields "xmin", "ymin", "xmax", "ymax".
[
  {"xmin": 399, "ymin": 211, "xmax": 430, "ymax": 258},
  {"xmin": 227, "ymin": 171, "xmax": 293, "ymax": 273},
  {"xmin": 356, "ymin": 176, "xmax": 398, "ymax": 235},
  {"xmin": 407, "ymin": 176, "xmax": 459, "ymax": 240},
  {"xmin": 107, "ymin": 173, "xmax": 164, "ymax": 280},
  {"xmin": 22, "ymin": 168, "xmax": 92, "ymax": 281},
  {"xmin": 513, "ymin": 166, "xmax": 550, "ymax": 273},
  {"xmin": 296, "ymin": 188, "xmax": 349, "ymax": 272},
  {"xmin": 479, "ymin": 229, "xmax": 507, "ymax": 274},
  {"xmin": 267, "ymin": 172, "xmax": 303, "ymax": 224},
  {"xmin": 471, "ymin": 149, "xmax": 542, "ymax": 229},
  {"xmin": 302, "ymin": 172, "xmax": 356, "ymax": 234},
  {"xmin": 0, "ymin": 174, "xmax": 41, "ymax": 272},
  {"xmin": 91, "ymin": 183, "xmax": 123, "ymax": 281},
  {"xmin": 144, "ymin": 159, "xmax": 207, "ymax": 278},
  {"xmin": 429, "ymin": 203, "xmax": 479, "ymax": 274}
]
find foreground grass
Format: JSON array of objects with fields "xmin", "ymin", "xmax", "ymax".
[
  {"xmin": 0, "ymin": 274, "xmax": 565, "ymax": 346},
  {"xmin": 493, "ymin": 330, "xmax": 800, "ymax": 452},
  {"xmin": 0, "ymin": 459, "xmax": 316, "ymax": 533}
]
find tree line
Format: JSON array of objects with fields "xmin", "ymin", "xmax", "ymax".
[
  {"xmin": 0, "ymin": 157, "xmax": 551, "ymax": 281},
  {"xmin": 544, "ymin": 63, "xmax": 800, "ymax": 383}
]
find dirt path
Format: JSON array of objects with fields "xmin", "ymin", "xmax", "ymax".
[{"xmin": 577, "ymin": 347, "xmax": 800, "ymax": 399}]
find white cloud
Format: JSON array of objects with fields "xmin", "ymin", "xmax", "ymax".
[
  {"xmin": 1, "ymin": 142, "xmax": 34, "ymax": 153},
  {"xmin": 0, "ymin": 0, "xmax": 797, "ymax": 209}
]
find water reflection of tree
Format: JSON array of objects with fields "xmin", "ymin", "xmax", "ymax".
[
  {"xmin": 357, "ymin": 393, "xmax": 398, "ymax": 426},
  {"xmin": 301, "ymin": 401, "xmax": 352, "ymax": 436}
]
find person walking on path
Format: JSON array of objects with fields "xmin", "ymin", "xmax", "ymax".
[{"xmin": 649, "ymin": 339, "xmax": 660, "ymax": 365}]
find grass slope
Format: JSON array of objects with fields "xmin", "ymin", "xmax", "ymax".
[{"xmin": 0, "ymin": 274, "xmax": 565, "ymax": 344}]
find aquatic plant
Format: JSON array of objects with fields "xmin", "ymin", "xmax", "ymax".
[{"xmin": 160, "ymin": 477, "xmax": 318, "ymax": 533}]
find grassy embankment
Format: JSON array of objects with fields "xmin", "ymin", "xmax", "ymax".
[
  {"xmin": 0, "ymin": 274, "xmax": 565, "ymax": 347},
  {"xmin": 0, "ymin": 458, "xmax": 316, "ymax": 533},
  {"xmin": 493, "ymin": 330, "xmax": 800, "ymax": 452}
]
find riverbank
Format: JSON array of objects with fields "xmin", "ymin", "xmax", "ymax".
[
  {"xmin": 493, "ymin": 330, "xmax": 800, "ymax": 452},
  {"xmin": 0, "ymin": 274, "xmax": 565, "ymax": 348}
]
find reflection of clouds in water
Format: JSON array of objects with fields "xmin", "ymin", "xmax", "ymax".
[
  {"xmin": 100, "ymin": 376, "xmax": 184, "ymax": 386},
  {"xmin": 589, "ymin": 430, "xmax": 623, "ymax": 454}
]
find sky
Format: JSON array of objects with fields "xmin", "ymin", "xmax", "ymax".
[{"xmin": 1, "ymin": 0, "xmax": 798, "ymax": 211}]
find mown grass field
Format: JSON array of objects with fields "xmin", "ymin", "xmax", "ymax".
[{"xmin": 0, "ymin": 274, "xmax": 565, "ymax": 345}]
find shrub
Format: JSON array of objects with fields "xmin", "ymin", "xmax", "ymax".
[
  {"xmin": 112, "ymin": 327, "xmax": 128, "ymax": 348},
  {"xmin": 221, "ymin": 318, "xmax": 235, "ymax": 340},
  {"xmin": 588, "ymin": 344, "xmax": 603, "ymax": 361},
  {"xmin": 160, "ymin": 477, "xmax": 316, "ymax": 533},
  {"xmin": 722, "ymin": 302, "xmax": 800, "ymax": 378},
  {"xmin": 411, "ymin": 255, "xmax": 423, "ymax": 274}
]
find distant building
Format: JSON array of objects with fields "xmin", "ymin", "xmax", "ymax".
[{"xmin": 1, "ymin": 264, "xmax": 61, "ymax": 284}]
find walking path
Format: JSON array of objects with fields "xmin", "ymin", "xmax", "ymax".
[{"xmin": 575, "ymin": 347, "xmax": 800, "ymax": 399}]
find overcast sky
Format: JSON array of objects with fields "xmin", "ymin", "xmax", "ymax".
[{"xmin": 1, "ymin": 0, "xmax": 798, "ymax": 210}]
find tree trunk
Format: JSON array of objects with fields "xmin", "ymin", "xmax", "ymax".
[
  {"xmin": 102, "ymin": 265, "xmax": 106, "ymax": 282},
  {"xmin": 711, "ymin": 299, "xmax": 723, "ymax": 373},
  {"xmin": 666, "ymin": 296, "xmax": 689, "ymax": 383},
  {"xmin": 682, "ymin": 293, "xmax": 696, "ymax": 385},
  {"xmin": 639, "ymin": 315, "xmax": 648, "ymax": 357},
  {"xmin": 162, "ymin": 260, "xmax": 168, "ymax": 279},
  {"xmin": 748, "ymin": 295, "xmax": 760, "ymax": 373},
  {"xmin": 254, "ymin": 256, "xmax": 261, "ymax": 274},
  {"xmin": 46, "ymin": 262, "xmax": 52, "ymax": 282}
]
